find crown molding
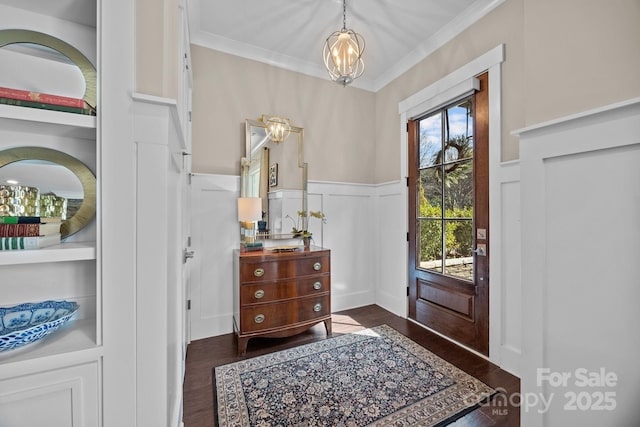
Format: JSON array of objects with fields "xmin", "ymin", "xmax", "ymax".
[
  {"xmin": 188, "ymin": 0, "xmax": 505, "ymax": 93},
  {"xmin": 190, "ymin": 30, "xmax": 378, "ymax": 92},
  {"xmin": 373, "ymin": 0, "xmax": 505, "ymax": 92}
]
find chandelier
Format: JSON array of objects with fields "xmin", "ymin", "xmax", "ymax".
[
  {"xmin": 322, "ymin": 0, "xmax": 365, "ymax": 86},
  {"xmin": 262, "ymin": 115, "xmax": 291, "ymax": 143}
]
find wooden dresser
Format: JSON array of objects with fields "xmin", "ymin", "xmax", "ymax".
[{"xmin": 233, "ymin": 247, "xmax": 331, "ymax": 355}]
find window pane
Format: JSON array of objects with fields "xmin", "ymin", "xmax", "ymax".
[
  {"xmin": 444, "ymin": 100, "xmax": 473, "ymax": 163},
  {"xmin": 418, "ymin": 219, "xmax": 442, "ymax": 273},
  {"xmin": 444, "ymin": 219, "xmax": 473, "ymax": 281},
  {"xmin": 419, "ymin": 113, "xmax": 441, "ymax": 168},
  {"xmin": 443, "ymin": 159, "xmax": 473, "ymax": 213},
  {"xmin": 419, "ymin": 167, "xmax": 442, "ymax": 218}
]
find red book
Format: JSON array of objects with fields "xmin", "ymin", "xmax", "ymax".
[
  {"xmin": 0, "ymin": 86, "xmax": 90, "ymax": 109},
  {"xmin": 0, "ymin": 222, "xmax": 61, "ymax": 237}
]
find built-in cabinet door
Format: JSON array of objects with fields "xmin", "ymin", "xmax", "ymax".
[{"xmin": 0, "ymin": 362, "xmax": 99, "ymax": 427}]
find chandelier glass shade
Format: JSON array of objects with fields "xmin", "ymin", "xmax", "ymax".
[
  {"xmin": 263, "ymin": 115, "xmax": 291, "ymax": 143},
  {"xmin": 322, "ymin": 0, "xmax": 365, "ymax": 86}
]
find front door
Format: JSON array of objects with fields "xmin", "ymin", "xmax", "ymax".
[{"xmin": 408, "ymin": 72, "xmax": 489, "ymax": 355}]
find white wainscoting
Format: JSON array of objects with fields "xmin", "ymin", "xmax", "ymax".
[
  {"xmin": 490, "ymin": 160, "xmax": 522, "ymax": 376},
  {"xmin": 189, "ymin": 172, "xmax": 524, "ymax": 379},
  {"xmin": 373, "ymin": 180, "xmax": 408, "ymax": 318},
  {"xmin": 517, "ymin": 98, "xmax": 640, "ymax": 426},
  {"xmin": 189, "ymin": 177, "xmax": 385, "ymax": 339},
  {"xmin": 189, "ymin": 174, "xmax": 240, "ymax": 339}
]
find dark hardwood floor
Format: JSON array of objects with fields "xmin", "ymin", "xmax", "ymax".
[{"xmin": 183, "ymin": 305, "xmax": 520, "ymax": 426}]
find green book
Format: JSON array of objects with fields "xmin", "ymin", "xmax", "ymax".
[
  {"xmin": 0, "ymin": 233, "xmax": 61, "ymax": 250},
  {"xmin": 0, "ymin": 216, "xmax": 62, "ymax": 224},
  {"xmin": 0, "ymin": 96, "xmax": 95, "ymax": 115},
  {"xmin": 0, "ymin": 216, "xmax": 41, "ymax": 224}
]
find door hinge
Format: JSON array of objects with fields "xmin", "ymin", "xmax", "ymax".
[
  {"xmin": 406, "ymin": 232, "xmax": 409, "ymax": 242},
  {"xmin": 187, "ymin": 299, "xmax": 191, "ymax": 310},
  {"xmin": 406, "ymin": 176, "xmax": 409, "ymax": 187},
  {"xmin": 406, "ymin": 286, "xmax": 410, "ymax": 296},
  {"xmin": 183, "ymin": 248, "xmax": 195, "ymax": 263},
  {"xmin": 187, "ymin": 236, "xmax": 191, "ymax": 247},
  {"xmin": 406, "ymin": 122, "xmax": 409, "ymax": 132}
]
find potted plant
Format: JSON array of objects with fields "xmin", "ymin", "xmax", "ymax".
[{"xmin": 287, "ymin": 210, "xmax": 326, "ymax": 249}]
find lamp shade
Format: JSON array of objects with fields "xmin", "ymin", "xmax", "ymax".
[{"xmin": 237, "ymin": 197, "xmax": 262, "ymax": 222}]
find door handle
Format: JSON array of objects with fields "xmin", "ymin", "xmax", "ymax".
[{"xmin": 470, "ymin": 244, "xmax": 486, "ymax": 256}]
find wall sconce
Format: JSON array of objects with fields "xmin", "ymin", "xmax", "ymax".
[
  {"xmin": 237, "ymin": 197, "xmax": 262, "ymax": 246},
  {"xmin": 262, "ymin": 115, "xmax": 291, "ymax": 143}
]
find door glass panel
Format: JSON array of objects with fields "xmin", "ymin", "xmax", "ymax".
[
  {"xmin": 417, "ymin": 95, "xmax": 474, "ymax": 280},
  {"xmin": 444, "ymin": 219, "xmax": 473, "ymax": 281},
  {"xmin": 443, "ymin": 159, "xmax": 473, "ymax": 213},
  {"xmin": 418, "ymin": 112, "xmax": 441, "ymax": 168},
  {"xmin": 419, "ymin": 167, "xmax": 442, "ymax": 217},
  {"xmin": 418, "ymin": 219, "xmax": 442, "ymax": 273},
  {"xmin": 444, "ymin": 100, "xmax": 473, "ymax": 162}
]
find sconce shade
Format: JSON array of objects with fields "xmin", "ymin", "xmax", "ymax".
[
  {"xmin": 264, "ymin": 115, "xmax": 291, "ymax": 143},
  {"xmin": 237, "ymin": 197, "xmax": 262, "ymax": 222}
]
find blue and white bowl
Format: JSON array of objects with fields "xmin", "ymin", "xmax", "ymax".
[{"xmin": 0, "ymin": 300, "xmax": 79, "ymax": 352}]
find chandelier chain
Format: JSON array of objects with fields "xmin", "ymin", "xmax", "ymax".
[{"xmin": 342, "ymin": 0, "xmax": 347, "ymax": 30}]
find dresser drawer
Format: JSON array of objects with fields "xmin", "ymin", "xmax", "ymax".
[
  {"xmin": 240, "ymin": 254, "xmax": 330, "ymax": 282},
  {"xmin": 239, "ymin": 294, "xmax": 330, "ymax": 333},
  {"xmin": 241, "ymin": 276, "xmax": 330, "ymax": 305}
]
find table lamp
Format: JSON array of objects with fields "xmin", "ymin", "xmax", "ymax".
[{"xmin": 237, "ymin": 197, "xmax": 262, "ymax": 246}]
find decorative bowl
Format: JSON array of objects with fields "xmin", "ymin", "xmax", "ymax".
[{"xmin": 0, "ymin": 300, "xmax": 79, "ymax": 352}]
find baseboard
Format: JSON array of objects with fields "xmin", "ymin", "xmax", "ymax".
[
  {"xmin": 375, "ymin": 288, "xmax": 406, "ymax": 318},
  {"xmin": 331, "ymin": 290, "xmax": 376, "ymax": 313}
]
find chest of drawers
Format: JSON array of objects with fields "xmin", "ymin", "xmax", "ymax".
[{"xmin": 233, "ymin": 248, "xmax": 331, "ymax": 355}]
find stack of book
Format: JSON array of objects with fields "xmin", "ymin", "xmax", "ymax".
[
  {"xmin": 0, "ymin": 216, "xmax": 62, "ymax": 250},
  {"xmin": 0, "ymin": 86, "xmax": 95, "ymax": 116}
]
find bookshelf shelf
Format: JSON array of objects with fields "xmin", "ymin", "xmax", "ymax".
[
  {"xmin": 0, "ymin": 241, "xmax": 96, "ymax": 265},
  {"xmin": 0, "ymin": 103, "xmax": 96, "ymax": 139},
  {"xmin": 0, "ymin": 318, "xmax": 99, "ymax": 372}
]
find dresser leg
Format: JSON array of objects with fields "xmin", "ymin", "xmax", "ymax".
[
  {"xmin": 237, "ymin": 336, "xmax": 249, "ymax": 356},
  {"xmin": 323, "ymin": 318, "xmax": 332, "ymax": 336}
]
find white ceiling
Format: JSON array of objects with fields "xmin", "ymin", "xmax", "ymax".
[{"xmin": 187, "ymin": 0, "xmax": 504, "ymax": 92}]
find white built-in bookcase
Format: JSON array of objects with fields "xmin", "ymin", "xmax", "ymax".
[{"xmin": 0, "ymin": 2, "xmax": 101, "ymax": 425}]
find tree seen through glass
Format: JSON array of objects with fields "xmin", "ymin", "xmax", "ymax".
[{"xmin": 417, "ymin": 97, "xmax": 474, "ymax": 281}]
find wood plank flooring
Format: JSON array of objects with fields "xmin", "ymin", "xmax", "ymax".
[{"xmin": 183, "ymin": 304, "xmax": 520, "ymax": 426}]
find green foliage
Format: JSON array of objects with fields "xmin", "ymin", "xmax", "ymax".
[
  {"xmin": 288, "ymin": 210, "xmax": 326, "ymax": 238},
  {"xmin": 418, "ymin": 179, "xmax": 473, "ymax": 263}
]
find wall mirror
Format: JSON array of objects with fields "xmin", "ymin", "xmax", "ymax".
[
  {"xmin": 0, "ymin": 146, "xmax": 96, "ymax": 239},
  {"xmin": 241, "ymin": 116, "xmax": 307, "ymax": 238}
]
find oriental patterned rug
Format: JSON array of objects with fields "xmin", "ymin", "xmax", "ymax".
[{"xmin": 214, "ymin": 324, "xmax": 495, "ymax": 426}]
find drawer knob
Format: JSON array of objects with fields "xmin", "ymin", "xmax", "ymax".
[
  {"xmin": 254, "ymin": 268, "xmax": 265, "ymax": 277},
  {"xmin": 313, "ymin": 303, "xmax": 322, "ymax": 312},
  {"xmin": 254, "ymin": 289, "xmax": 265, "ymax": 299},
  {"xmin": 254, "ymin": 314, "xmax": 265, "ymax": 323},
  {"xmin": 313, "ymin": 281, "xmax": 322, "ymax": 290},
  {"xmin": 313, "ymin": 262, "xmax": 322, "ymax": 271}
]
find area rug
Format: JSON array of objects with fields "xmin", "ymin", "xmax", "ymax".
[{"xmin": 214, "ymin": 324, "xmax": 495, "ymax": 426}]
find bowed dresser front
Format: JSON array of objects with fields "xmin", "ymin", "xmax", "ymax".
[{"xmin": 233, "ymin": 248, "xmax": 331, "ymax": 355}]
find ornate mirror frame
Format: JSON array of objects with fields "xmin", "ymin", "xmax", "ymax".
[{"xmin": 242, "ymin": 118, "xmax": 307, "ymax": 239}]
